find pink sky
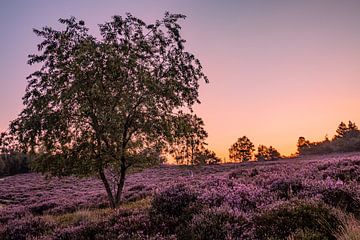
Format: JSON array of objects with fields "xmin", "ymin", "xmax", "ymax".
[{"xmin": 1, "ymin": 1, "xmax": 360, "ymax": 160}]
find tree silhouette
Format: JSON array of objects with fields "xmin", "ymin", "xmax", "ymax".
[
  {"xmin": 256, "ymin": 145, "xmax": 269, "ymax": 161},
  {"xmin": 171, "ymin": 113, "xmax": 208, "ymax": 165},
  {"xmin": 9, "ymin": 13, "xmax": 208, "ymax": 208},
  {"xmin": 193, "ymin": 149, "xmax": 221, "ymax": 165},
  {"xmin": 228, "ymin": 136, "xmax": 254, "ymax": 162},
  {"xmin": 297, "ymin": 136, "xmax": 310, "ymax": 154},
  {"xmin": 335, "ymin": 121, "xmax": 359, "ymax": 139},
  {"xmin": 335, "ymin": 122, "xmax": 348, "ymax": 139},
  {"xmin": 268, "ymin": 146, "xmax": 281, "ymax": 160},
  {"xmin": 255, "ymin": 145, "xmax": 281, "ymax": 161}
]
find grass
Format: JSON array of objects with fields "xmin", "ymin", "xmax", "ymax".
[
  {"xmin": 335, "ymin": 217, "xmax": 360, "ymax": 240},
  {"xmin": 42, "ymin": 197, "xmax": 153, "ymax": 227},
  {"xmin": 120, "ymin": 196, "xmax": 152, "ymax": 210}
]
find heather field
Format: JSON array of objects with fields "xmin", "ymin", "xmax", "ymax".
[{"xmin": 0, "ymin": 152, "xmax": 360, "ymax": 239}]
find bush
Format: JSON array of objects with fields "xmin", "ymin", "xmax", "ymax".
[
  {"xmin": 0, "ymin": 216, "xmax": 54, "ymax": 240},
  {"xmin": 321, "ymin": 185, "xmax": 360, "ymax": 217},
  {"xmin": 252, "ymin": 200, "xmax": 342, "ymax": 240},
  {"xmin": 178, "ymin": 206, "xmax": 248, "ymax": 240},
  {"xmin": 303, "ymin": 179, "xmax": 360, "ymax": 217},
  {"xmin": 54, "ymin": 223, "xmax": 102, "ymax": 240},
  {"xmin": 149, "ymin": 184, "xmax": 200, "ymax": 234},
  {"xmin": 0, "ymin": 153, "xmax": 31, "ymax": 177},
  {"xmin": 269, "ymin": 178, "xmax": 304, "ymax": 200},
  {"xmin": 319, "ymin": 160, "xmax": 360, "ymax": 182}
]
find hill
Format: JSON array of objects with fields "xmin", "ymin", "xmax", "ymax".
[{"xmin": 1, "ymin": 152, "xmax": 360, "ymax": 239}]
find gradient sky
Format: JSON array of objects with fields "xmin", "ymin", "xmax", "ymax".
[{"xmin": 1, "ymin": 1, "xmax": 360, "ymax": 160}]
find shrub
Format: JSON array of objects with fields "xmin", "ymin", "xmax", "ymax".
[
  {"xmin": 321, "ymin": 185, "xmax": 360, "ymax": 217},
  {"xmin": 252, "ymin": 200, "xmax": 342, "ymax": 240},
  {"xmin": 149, "ymin": 184, "xmax": 200, "ymax": 234},
  {"xmin": 269, "ymin": 178, "xmax": 304, "ymax": 200},
  {"xmin": 178, "ymin": 206, "xmax": 248, "ymax": 240},
  {"xmin": 0, "ymin": 216, "xmax": 54, "ymax": 240},
  {"xmin": 303, "ymin": 179, "xmax": 360, "ymax": 217},
  {"xmin": 29, "ymin": 201, "xmax": 59, "ymax": 215},
  {"xmin": 199, "ymin": 180, "xmax": 272, "ymax": 212},
  {"xmin": 54, "ymin": 223, "xmax": 102, "ymax": 240}
]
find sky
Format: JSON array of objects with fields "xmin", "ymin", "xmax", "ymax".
[{"xmin": 1, "ymin": 1, "xmax": 360, "ymax": 160}]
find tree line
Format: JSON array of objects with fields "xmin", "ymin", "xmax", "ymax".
[
  {"xmin": 297, "ymin": 121, "xmax": 360, "ymax": 155},
  {"xmin": 228, "ymin": 136, "xmax": 281, "ymax": 162}
]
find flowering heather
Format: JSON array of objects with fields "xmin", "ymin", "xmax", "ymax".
[{"xmin": 0, "ymin": 152, "xmax": 359, "ymax": 239}]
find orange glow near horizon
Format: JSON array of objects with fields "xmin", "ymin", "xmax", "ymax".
[{"xmin": 1, "ymin": 1, "xmax": 360, "ymax": 161}]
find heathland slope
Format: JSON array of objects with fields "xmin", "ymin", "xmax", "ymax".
[{"xmin": 1, "ymin": 152, "xmax": 360, "ymax": 239}]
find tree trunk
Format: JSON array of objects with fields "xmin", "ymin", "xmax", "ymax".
[
  {"xmin": 98, "ymin": 169, "xmax": 116, "ymax": 208},
  {"xmin": 114, "ymin": 156, "xmax": 127, "ymax": 207}
]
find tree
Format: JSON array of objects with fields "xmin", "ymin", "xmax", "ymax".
[
  {"xmin": 193, "ymin": 149, "xmax": 221, "ymax": 165},
  {"xmin": 10, "ymin": 13, "xmax": 208, "ymax": 208},
  {"xmin": 348, "ymin": 121, "xmax": 358, "ymax": 131},
  {"xmin": 171, "ymin": 113, "xmax": 208, "ymax": 165},
  {"xmin": 268, "ymin": 146, "xmax": 281, "ymax": 160},
  {"xmin": 335, "ymin": 122, "xmax": 348, "ymax": 139},
  {"xmin": 255, "ymin": 145, "xmax": 281, "ymax": 161},
  {"xmin": 228, "ymin": 136, "xmax": 254, "ymax": 162},
  {"xmin": 255, "ymin": 145, "xmax": 269, "ymax": 161},
  {"xmin": 0, "ymin": 132, "xmax": 30, "ymax": 176},
  {"xmin": 334, "ymin": 121, "xmax": 360, "ymax": 139},
  {"xmin": 346, "ymin": 121, "xmax": 360, "ymax": 138},
  {"xmin": 297, "ymin": 136, "xmax": 310, "ymax": 154}
]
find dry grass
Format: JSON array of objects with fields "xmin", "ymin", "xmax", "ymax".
[
  {"xmin": 41, "ymin": 197, "xmax": 152, "ymax": 227},
  {"xmin": 335, "ymin": 217, "xmax": 360, "ymax": 240},
  {"xmin": 120, "ymin": 196, "xmax": 152, "ymax": 210},
  {"xmin": 42, "ymin": 208, "xmax": 113, "ymax": 226}
]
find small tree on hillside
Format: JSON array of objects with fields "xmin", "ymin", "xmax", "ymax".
[
  {"xmin": 334, "ymin": 121, "xmax": 360, "ymax": 139},
  {"xmin": 193, "ymin": 149, "xmax": 221, "ymax": 165},
  {"xmin": 255, "ymin": 145, "xmax": 270, "ymax": 161},
  {"xmin": 268, "ymin": 146, "xmax": 281, "ymax": 160},
  {"xmin": 335, "ymin": 122, "xmax": 348, "ymax": 139},
  {"xmin": 297, "ymin": 136, "xmax": 310, "ymax": 154},
  {"xmin": 255, "ymin": 145, "xmax": 281, "ymax": 161},
  {"xmin": 171, "ymin": 113, "xmax": 208, "ymax": 165},
  {"xmin": 228, "ymin": 136, "xmax": 254, "ymax": 162},
  {"xmin": 10, "ymin": 13, "xmax": 208, "ymax": 208}
]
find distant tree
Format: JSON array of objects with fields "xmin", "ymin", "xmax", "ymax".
[
  {"xmin": 335, "ymin": 121, "xmax": 348, "ymax": 139},
  {"xmin": 334, "ymin": 121, "xmax": 360, "ymax": 139},
  {"xmin": 171, "ymin": 113, "xmax": 208, "ymax": 165},
  {"xmin": 256, "ymin": 145, "xmax": 281, "ymax": 161},
  {"xmin": 297, "ymin": 136, "xmax": 310, "ymax": 154},
  {"xmin": 9, "ymin": 13, "xmax": 208, "ymax": 208},
  {"xmin": 255, "ymin": 145, "xmax": 269, "ymax": 161},
  {"xmin": 268, "ymin": 146, "xmax": 281, "ymax": 160},
  {"xmin": 348, "ymin": 121, "xmax": 358, "ymax": 131},
  {"xmin": 229, "ymin": 136, "xmax": 255, "ymax": 162},
  {"xmin": 346, "ymin": 121, "xmax": 360, "ymax": 138},
  {"xmin": 193, "ymin": 149, "xmax": 221, "ymax": 165},
  {"xmin": 0, "ymin": 132, "xmax": 30, "ymax": 176}
]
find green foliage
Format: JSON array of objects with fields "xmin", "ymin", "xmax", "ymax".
[
  {"xmin": 297, "ymin": 121, "xmax": 360, "ymax": 156},
  {"xmin": 10, "ymin": 13, "xmax": 208, "ymax": 207},
  {"xmin": 149, "ymin": 184, "xmax": 201, "ymax": 235},
  {"xmin": 255, "ymin": 145, "xmax": 281, "ymax": 161},
  {"xmin": 253, "ymin": 201, "xmax": 342, "ymax": 240},
  {"xmin": 193, "ymin": 149, "xmax": 221, "ymax": 165},
  {"xmin": 0, "ymin": 132, "xmax": 31, "ymax": 176},
  {"xmin": 228, "ymin": 136, "xmax": 255, "ymax": 162},
  {"xmin": 178, "ymin": 207, "xmax": 248, "ymax": 240},
  {"xmin": 171, "ymin": 113, "xmax": 208, "ymax": 165}
]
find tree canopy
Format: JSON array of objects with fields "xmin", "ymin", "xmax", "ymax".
[
  {"xmin": 10, "ymin": 13, "xmax": 208, "ymax": 207},
  {"xmin": 228, "ymin": 136, "xmax": 255, "ymax": 162},
  {"xmin": 255, "ymin": 145, "xmax": 281, "ymax": 161}
]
